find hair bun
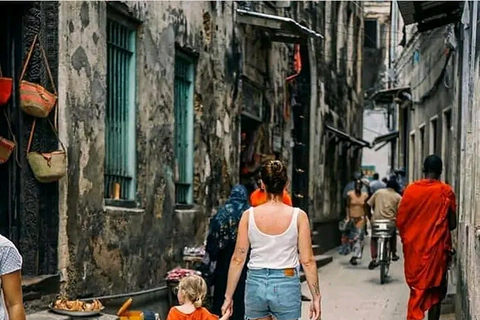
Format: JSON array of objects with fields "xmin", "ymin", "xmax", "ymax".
[
  {"xmin": 271, "ymin": 160, "xmax": 283, "ymax": 174},
  {"xmin": 261, "ymin": 160, "xmax": 288, "ymax": 195}
]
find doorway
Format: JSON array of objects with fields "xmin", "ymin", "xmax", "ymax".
[
  {"xmin": 0, "ymin": 2, "xmax": 59, "ymax": 277},
  {"xmin": 290, "ymin": 45, "xmax": 310, "ymax": 211}
]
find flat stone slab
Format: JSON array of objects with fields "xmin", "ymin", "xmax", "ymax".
[{"xmin": 27, "ymin": 310, "xmax": 117, "ymax": 320}]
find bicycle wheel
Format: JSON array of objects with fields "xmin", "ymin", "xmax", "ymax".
[
  {"xmin": 380, "ymin": 262, "xmax": 387, "ymax": 284},
  {"xmin": 385, "ymin": 238, "xmax": 391, "ymax": 277},
  {"xmin": 378, "ymin": 238, "xmax": 386, "ymax": 284}
]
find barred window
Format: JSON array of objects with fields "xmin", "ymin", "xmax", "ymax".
[
  {"xmin": 105, "ymin": 17, "xmax": 137, "ymax": 202},
  {"xmin": 174, "ymin": 53, "xmax": 195, "ymax": 205}
]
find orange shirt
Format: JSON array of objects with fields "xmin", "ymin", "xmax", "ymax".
[
  {"xmin": 250, "ymin": 189, "xmax": 293, "ymax": 207},
  {"xmin": 166, "ymin": 307, "xmax": 218, "ymax": 320}
]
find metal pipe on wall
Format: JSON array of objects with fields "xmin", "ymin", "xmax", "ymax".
[{"xmin": 459, "ymin": 1, "xmax": 471, "ymax": 224}]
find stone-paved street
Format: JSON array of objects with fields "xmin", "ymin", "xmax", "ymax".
[{"xmin": 300, "ymin": 236, "xmax": 455, "ymax": 320}]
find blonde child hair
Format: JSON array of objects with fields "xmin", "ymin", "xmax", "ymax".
[{"xmin": 178, "ymin": 275, "xmax": 207, "ymax": 308}]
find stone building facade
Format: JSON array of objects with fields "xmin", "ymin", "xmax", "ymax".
[
  {"xmin": 0, "ymin": 1, "xmax": 365, "ymax": 301},
  {"xmin": 388, "ymin": 1, "xmax": 480, "ymax": 319},
  {"xmin": 361, "ymin": 1, "xmax": 393, "ymax": 178}
]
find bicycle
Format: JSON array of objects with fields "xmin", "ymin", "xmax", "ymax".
[{"xmin": 372, "ymin": 219, "xmax": 396, "ymax": 284}]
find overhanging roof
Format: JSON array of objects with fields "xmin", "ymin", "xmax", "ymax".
[
  {"xmin": 398, "ymin": 1, "xmax": 463, "ymax": 32},
  {"xmin": 372, "ymin": 131, "xmax": 399, "ymax": 146},
  {"xmin": 236, "ymin": 9, "xmax": 323, "ymax": 43},
  {"xmin": 370, "ymin": 87, "xmax": 411, "ymax": 104},
  {"xmin": 325, "ymin": 125, "xmax": 371, "ymax": 148}
]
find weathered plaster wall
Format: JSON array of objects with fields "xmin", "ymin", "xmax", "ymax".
[
  {"xmin": 309, "ymin": 1, "xmax": 364, "ymax": 223},
  {"xmin": 455, "ymin": 8, "xmax": 480, "ymax": 318},
  {"xmin": 58, "ymin": 1, "xmax": 241, "ymax": 296},
  {"xmin": 394, "ymin": 26, "xmax": 456, "ymax": 182},
  {"xmin": 58, "ymin": 0, "xmax": 365, "ymax": 295},
  {"xmin": 57, "ymin": 1, "xmax": 295, "ymax": 296}
]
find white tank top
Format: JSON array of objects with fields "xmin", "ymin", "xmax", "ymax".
[{"xmin": 247, "ymin": 207, "xmax": 300, "ymax": 269}]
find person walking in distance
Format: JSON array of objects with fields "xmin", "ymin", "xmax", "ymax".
[
  {"xmin": 222, "ymin": 160, "xmax": 321, "ymax": 320},
  {"xmin": 397, "ymin": 155, "xmax": 456, "ymax": 320},
  {"xmin": 249, "ymin": 174, "xmax": 292, "ymax": 206},
  {"xmin": 366, "ymin": 178, "xmax": 402, "ymax": 270},
  {"xmin": 345, "ymin": 179, "xmax": 369, "ymax": 266},
  {"xmin": 369, "ymin": 173, "xmax": 386, "ymax": 195}
]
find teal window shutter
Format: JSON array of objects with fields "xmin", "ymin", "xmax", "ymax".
[
  {"xmin": 105, "ymin": 18, "xmax": 137, "ymax": 201},
  {"xmin": 174, "ymin": 53, "xmax": 195, "ymax": 204}
]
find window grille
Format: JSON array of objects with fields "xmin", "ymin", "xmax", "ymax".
[
  {"xmin": 174, "ymin": 53, "xmax": 195, "ymax": 204},
  {"xmin": 105, "ymin": 18, "xmax": 136, "ymax": 201}
]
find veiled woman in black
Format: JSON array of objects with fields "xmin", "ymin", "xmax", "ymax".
[{"xmin": 205, "ymin": 185, "xmax": 249, "ymax": 320}]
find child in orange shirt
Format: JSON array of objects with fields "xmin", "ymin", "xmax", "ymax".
[{"xmin": 167, "ymin": 275, "xmax": 231, "ymax": 320}]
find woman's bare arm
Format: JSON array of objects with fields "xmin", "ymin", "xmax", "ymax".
[
  {"xmin": 298, "ymin": 211, "xmax": 321, "ymax": 300},
  {"xmin": 224, "ymin": 211, "xmax": 250, "ymax": 300},
  {"xmin": 2, "ymin": 271, "xmax": 25, "ymax": 320}
]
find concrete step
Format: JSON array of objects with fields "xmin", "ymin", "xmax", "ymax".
[
  {"xmin": 299, "ymin": 255, "xmax": 333, "ymax": 282},
  {"xmin": 441, "ymin": 293, "xmax": 455, "ymax": 315},
  {"xmin": 312, "ymin": 244, "xmax": 321, "ymax": 256}
]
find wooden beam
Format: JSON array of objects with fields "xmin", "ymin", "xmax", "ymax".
[
  {"xmin": 417, "ymin": 14, "xmax": 461, "ymax": 32},
  {"xmin": 270, "ymin": 34, "xmax": 306, "ymax": 44},
  {"xmin": 414, "ymin": 2, "xmax": 460, "ymax": 23},
  {"xmin": 237, "ymin": 14, "xmax": 283, "ymax": 30}
]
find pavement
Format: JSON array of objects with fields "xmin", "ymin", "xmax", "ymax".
[
  {"xmin": 300, "ymin": 236, "xmax": 455, "ymax": 320},
  {"xmin": 26, "ymin": 235, "xmax": 456, "ymax": 320}
]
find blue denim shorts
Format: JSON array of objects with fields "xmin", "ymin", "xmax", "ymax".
[{"xmin": 245, "ymin": 268, "xmax": 301, "ymax": 320}]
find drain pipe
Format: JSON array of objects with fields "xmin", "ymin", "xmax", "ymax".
[
  {"xmin": 80, "ymin": 285, "xmax": 168, "ymax": 302},
  {"xmin": 459, "ymin": 1, "xmax": 471, "ymax": 223},
  {"xmin": 469, "ymin": 0, "xmax": 478, "ymax": 224}
]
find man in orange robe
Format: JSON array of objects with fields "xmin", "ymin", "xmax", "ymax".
[{"xmin": 397, "ymin": 155, "xmax": 456, "ymax": 320}]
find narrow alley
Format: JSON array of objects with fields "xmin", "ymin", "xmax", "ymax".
[{"xmin": 301, "ymin": 236, "xmax": 455, "ymax": 320}]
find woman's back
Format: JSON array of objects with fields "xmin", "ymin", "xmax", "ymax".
[{"xmin": 247, "ymin": 203, "xmax": 299, "ymax": 270}]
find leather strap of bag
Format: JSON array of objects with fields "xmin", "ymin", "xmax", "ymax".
[
  {"xmin": 3, "ymin": 109, "xmax": 21, "ymax": 167},
  {"xmin": 19, "ymin": 34, "xmax": 57, "ymax": 95},
  {"xmin": 27, "ymin": 117, "xmax": 66, "ymax": 154},
  {"xmin": 3, "ymin": 109, "xmax": 15, "ymax": 143}
]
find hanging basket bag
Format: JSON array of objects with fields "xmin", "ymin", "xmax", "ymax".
[
  {"xmin": 27, "ymin": 118, "xmax": 66, "ymax": 183},
  {"xmin": 19, "ymin": 34, "xmax": 57, "ymax": 118},
  {"xmin": 0, "ymin": 136, "xmax": 15, "ymax": 165},
  {"xmin": 0, "ymin": 66, "xmax": 13, "ymax": 106},
  {"xmin": 0, "ymin": 109, "xmax": 18, "ymax": 165}
]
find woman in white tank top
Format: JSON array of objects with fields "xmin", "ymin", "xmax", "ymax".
[{"xmin": 221, "ymin": 160, "xmax": 321, "ymax": 320}]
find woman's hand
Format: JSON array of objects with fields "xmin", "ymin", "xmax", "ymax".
[
  {"xmin": 221, "ymin": 297, "xmax": 233, "ymax": 318},
  {"xmin": 219, "ymin": 300, "xmax": 232, "ymax": 320},
  {"xmin": 309, "ymin": 295, "xmax": 321, "ymax": 320}
]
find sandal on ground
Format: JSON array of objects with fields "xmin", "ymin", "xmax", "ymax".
[{"xmin": 368, "ymin": 260, "xmax": 379, "ymax": 270}]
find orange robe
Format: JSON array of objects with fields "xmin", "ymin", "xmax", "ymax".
[
  {"xmin": 250, "ymin": 189, "xmax": 293, "ymax": 207},
  {"xmin": 166, "ymin": 307, "xmax": 218, "ymax": 320},
  {"xmin": 396, "ymin": 180, "xmax": 456, "ymax": 320}
]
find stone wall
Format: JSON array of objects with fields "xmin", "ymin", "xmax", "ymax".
[
  {"xmin": 57, "ymin": 1, "xmax": 286, "ymax": 296},
  {"xmin": 308, "ymin": 1, "xmax": 364, "ymax": 223},
  {"xmin": 57, "ymin": 1, "xmax": 364, "ymax": 296},
  {"xmin": 455, "ymin": 3, "xmax": 480, "ymax": 317}
]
